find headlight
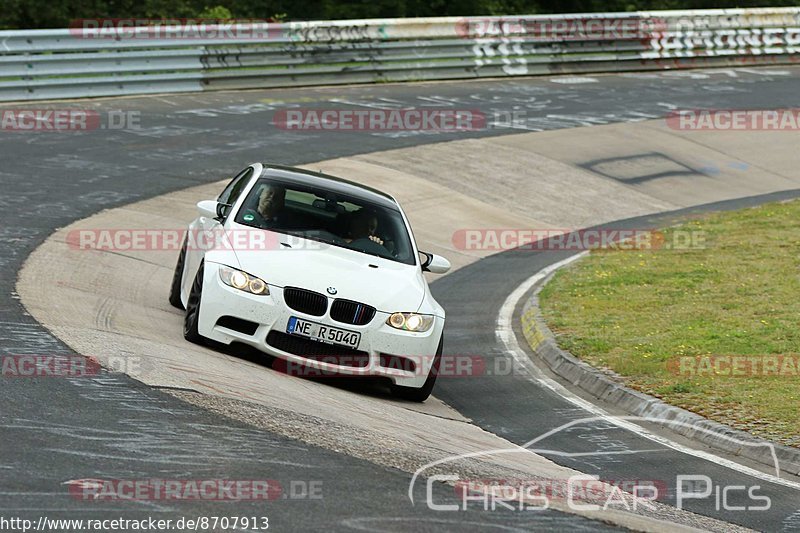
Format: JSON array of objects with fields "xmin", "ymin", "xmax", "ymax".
[
  {"xmin": 219, "ymin": 266, "xmax": 269, "ymax": 295},
  {"xmin": 386, "ymin": 312, "xmax": 434, "ymax": 332}
]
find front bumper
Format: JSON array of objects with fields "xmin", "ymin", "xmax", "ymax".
[{"xmin": 197, "ymin": 262, "xmax": 444, "ymax": 388}]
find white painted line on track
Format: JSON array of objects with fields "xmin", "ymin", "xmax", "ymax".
[{"xmin": 550, "ymin": 77, "xmax": 599, "ymax": 84}]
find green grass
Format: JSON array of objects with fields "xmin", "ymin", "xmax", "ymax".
[{"xmin": 539, "ymin": 199, "xmax": 800, "ymax": 447}]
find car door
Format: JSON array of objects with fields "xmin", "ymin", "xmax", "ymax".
[{"xmin": 181, "ymin": 166, "xmax": 256, "ymax": 302}]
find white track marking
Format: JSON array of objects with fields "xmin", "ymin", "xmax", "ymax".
[
  {"xmin": 550, "ymin": 77, "xmax": 599, "ymax": 84},
  {"xmin": 497, "ymin": 252, "xmax": 800, "ymax": 491}
]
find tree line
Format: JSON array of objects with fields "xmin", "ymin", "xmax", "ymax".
[{"xmin": 2, "ymin": 0, "xmax": 797, "ymax": 30}]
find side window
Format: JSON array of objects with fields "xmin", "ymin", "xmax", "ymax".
[{"xmin": 217, "ymin": 167, "xmax": 254, "ymax": 219}]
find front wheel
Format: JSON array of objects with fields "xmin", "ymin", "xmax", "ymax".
[
  {"xmin": 390, "ymin": 335, "xmax": 443, "ymax": 402},
  {"xmin": 183, "ymin": 262, "xmax": 205, "ymax": 345},
  {"xmin": 168, "ymin": 236, "xmax": 188, "ymax": 310}
]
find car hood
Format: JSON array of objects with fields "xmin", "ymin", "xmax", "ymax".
[{"xmin": 230, "ymin": 233, "xmax": 427, "ymax": 313}]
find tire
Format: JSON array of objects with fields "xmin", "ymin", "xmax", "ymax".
[
  {"xmin": 390, "ymin": 335, "xmax": 443, "ymax": 402},
  {"xmin": 168, "ymin": 237, "xmax": 188, "ymax": 310},
  {"xmin": 183, "ymin": 262, "xmax": 205, "ymax": 345}
]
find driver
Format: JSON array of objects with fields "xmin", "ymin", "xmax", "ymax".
[
  {"xmin": 241, "ymin": 183, "xmax": 291, "ymax": 228},
  {"xmin": 257, "ymin": 184, "xmax": 286, "ymax": 224}
]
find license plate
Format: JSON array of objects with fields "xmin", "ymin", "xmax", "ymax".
[{"xmin": 287, "ymin": 317, "xmax": 361, "ymax": 349}]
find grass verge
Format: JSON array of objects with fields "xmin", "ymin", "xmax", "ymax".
[{"xmin": 539, "ymin": 199, "xmax": 800, "ymax": 448}]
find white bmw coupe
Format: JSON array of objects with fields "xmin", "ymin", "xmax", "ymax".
[{"xmin": 169, "ymin": 163, "xmax": 450, "ymax": 401}]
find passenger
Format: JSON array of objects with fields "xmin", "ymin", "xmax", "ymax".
[{"xmin": 347, "ymin": 210, "xmax": 383, "ymax": 246}]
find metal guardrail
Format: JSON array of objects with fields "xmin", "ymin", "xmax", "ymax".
[{"xmin": 1, "ymin": 8, "xmax": 800, "ymax": 102}]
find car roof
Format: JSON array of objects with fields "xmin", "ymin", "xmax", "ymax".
[{"xmin": 259, "ymin": 164, "xmax": 399, "ymax": 211}]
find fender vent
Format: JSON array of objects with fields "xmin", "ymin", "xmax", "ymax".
[{"xmin": 215, "ymin": 316, "xmax": 259, "ymax": 336}]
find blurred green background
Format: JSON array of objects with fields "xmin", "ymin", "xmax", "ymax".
[{"xmin": 2, "ymin": 0, "xmax": 798, "ymax": 30}]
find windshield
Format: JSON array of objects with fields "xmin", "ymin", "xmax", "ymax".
[{"xmin": 234, "ymin": 178, "xmax": 416, "ymax": 265}]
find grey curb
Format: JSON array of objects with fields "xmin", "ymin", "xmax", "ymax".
[{"xmin": 519, "ymin": 267, "xmax": 800, "ymax": 478}]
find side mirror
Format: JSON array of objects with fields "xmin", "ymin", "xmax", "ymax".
[
  {"xmin": 196, "ymin": 200, "xmax": 219, "ymax": 219},
  {"xmin": 420, "ymin": 251, "xmax": 451, "ymax": 274},
  {"xmin": 217, "ymin": 202, "xmax": 232, "ymax": 219}
]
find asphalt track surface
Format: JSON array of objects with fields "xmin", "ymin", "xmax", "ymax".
[{"xmin": 3, "ymin": 68, "xmax": 800, "ymax": 530}]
